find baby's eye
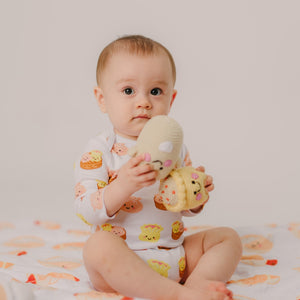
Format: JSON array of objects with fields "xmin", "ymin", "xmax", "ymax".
[
  {"xmin": 150, "ymin": 88, "xmax": 162, "ymax": 96},
  {"xmin": 123, "ymin": 88, "xmax": 134, "ymax": 95}
]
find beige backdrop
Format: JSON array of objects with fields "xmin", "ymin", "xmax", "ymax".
[{"xmin": 1, "ymin": 0, "xmax": 299, "ymax": 226}]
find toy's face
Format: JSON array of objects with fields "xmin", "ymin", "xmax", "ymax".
[
  {"xmin": 134, "ymin": 115, "xmax": 183, "ymax": 180},
  {"xmin": 190, "ymin": 173, "xmax": 204, "ymax": 201},
  {"xmin": 144, "ymin": 140, "xmax": 178, "ymax": 180},
  {"xmin": 151, "ymin": 158, "xmax": 174, "ymax": 179}
]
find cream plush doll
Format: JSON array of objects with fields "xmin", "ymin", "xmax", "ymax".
[
  {"xmin": 129, "ymin": 115, "xmax": 184, "ymax": 180},
  {"xmin": 130, "ymin": 115, "xmax": 209, "ymax": 212}
]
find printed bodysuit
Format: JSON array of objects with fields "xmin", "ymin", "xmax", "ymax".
[{"xmin": 74, "ymin": 129, "xmax": 196, "ymax": 281}]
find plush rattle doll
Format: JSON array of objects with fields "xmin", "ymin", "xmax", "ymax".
[
  {"xmin": 129, "ymin": 115, "xmax": 209, "ymax": 212},
  {"xmin": 158, "ymin": 166, "xmax": 209, "ymax": 212},
  {"xmin": 129, "ymin": 115, "xmax": 183, "ymax": 180}
]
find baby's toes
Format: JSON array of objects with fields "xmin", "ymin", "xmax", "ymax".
[
  {"xmin": 211, "ymin": 291, "xmax": 232, "ymax": 300},
  {"xmin": 206, "ymin": 281, "xmax": 232, "ymax": 298},
  {"xmin": 216, "ymin": 284, "xmax": 232, "ymax": 297}
]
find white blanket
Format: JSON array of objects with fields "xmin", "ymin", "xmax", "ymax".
[{"xmin": 0, "ymin": 221, "xmax": 299, "ymax": 300}]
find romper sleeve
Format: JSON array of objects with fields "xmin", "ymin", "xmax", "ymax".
[
  {"xmin": 179, "ymin": 144, "xmax": 204, "ymax": 217},
  {"xmin": 74, "ymin": 135, "xmax": 115, "ymax": 226}
]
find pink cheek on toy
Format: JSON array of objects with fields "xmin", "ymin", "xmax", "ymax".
[
  {"xmin": 196, "ymin": 193, "xmax": 202, "ymax": 201},
  {"xmin": 163, "ymin": 160, "xmax": 172, "ymax": 167},
  {"xmin": 144, "ymin": 153, "xmax": 151, "ymax": 162},
  {"xmin": 191, "ymin": 173, "xmax": 199, "ymax": 179}
]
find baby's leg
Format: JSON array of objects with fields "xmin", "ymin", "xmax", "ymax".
[
  {"xmin": 83, "ymin": 230, "xmax": 231, "ymax": 300},
  {"xmin": 182, "ymin": 227, "xmax": 242, "ymax": 293}
]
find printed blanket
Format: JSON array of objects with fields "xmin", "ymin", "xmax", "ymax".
[{"xmin": 0, "ymin": 221, "xmax": 299, "ymax": 300}]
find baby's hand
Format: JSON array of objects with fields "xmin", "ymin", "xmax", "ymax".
[{"xmin": 117, "ymin": 154, "xmax": 157, "ymax": 196}]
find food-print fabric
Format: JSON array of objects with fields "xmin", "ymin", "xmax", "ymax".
[{"xmin": 0, "ymin": 221, "xmax": 300, "ymax": 299}]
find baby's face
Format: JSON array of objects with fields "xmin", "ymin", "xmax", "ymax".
[{"xmin": 96, "ymin": 51, "xmax": 177, "ymax": 140}]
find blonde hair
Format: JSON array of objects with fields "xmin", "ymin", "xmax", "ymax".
[{"xmin": 96, "ymin": 35, "xmax": 176, "ymax": 86}]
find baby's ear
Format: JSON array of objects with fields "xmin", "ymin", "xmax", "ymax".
[{"xmin": 94, "ymin": 87, "xmax": 106, "ymax": 113}]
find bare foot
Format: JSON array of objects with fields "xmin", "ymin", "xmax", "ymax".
[
  {"xmin": 184, "ymin": 279, "xmax": 233, "ymax": 298},
  {"xmin": 177, "ymin": 286, "xmax": 232, "ymax": 300}
]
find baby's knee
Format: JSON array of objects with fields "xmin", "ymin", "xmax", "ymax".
[
  {"xmin": 83, "ymin": 231, "xmax": 119, "ymax": 293},
  {"xmin": 83, "ymin": 230, "xmax": 119, "ymax": 263},
  {"xmin": 221, "ymin": 227, "xmax": 243, "ymax": 256}
]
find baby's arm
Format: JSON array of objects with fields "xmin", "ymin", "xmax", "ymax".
[
  {"xmin": 104, "ymin": 153, "xmax": 157, "ymax": 216},
  {"xmin": 74, "ymin": 139, "xmax": 157, "ymax": 225}
]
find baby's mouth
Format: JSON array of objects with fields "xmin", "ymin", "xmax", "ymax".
[{"xmin": 133, "ymin": 114, "xmax": 150, "ymax": 119}]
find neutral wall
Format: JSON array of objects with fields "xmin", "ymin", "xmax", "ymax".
[{"xmin": 1, "ymin": 0, "xmax": 299, "ymax": 226}]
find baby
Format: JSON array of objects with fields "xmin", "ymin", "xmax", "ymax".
[{"xmin": 74, "ymin": 35, "xmax": 242, "ymax": 300}]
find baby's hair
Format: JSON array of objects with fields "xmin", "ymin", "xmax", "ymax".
[{"xmin": 96, "ymin": 35, "xmax": 176, "ymax": 86}]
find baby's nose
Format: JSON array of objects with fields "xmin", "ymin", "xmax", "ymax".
[{"xmin": 136, "ymin": 95, "xmax": 152, "ymax": 108}]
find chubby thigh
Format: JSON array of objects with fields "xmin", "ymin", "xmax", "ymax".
[{"xmin": 134, "ymin": 245, "xmax": 186, "ymax": 282}]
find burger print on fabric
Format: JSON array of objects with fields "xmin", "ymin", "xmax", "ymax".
[{"xmin": 80, "ymin": 150, "xmax": 102, "ymax": 170}]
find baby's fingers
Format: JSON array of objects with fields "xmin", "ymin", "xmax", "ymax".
[
  {"xmin": 138, "ymin": 169, "xmax": 157, "ymax": 183},
  {"xmin": 128, "ymin": 153, "xmax": 147, "ymax": 168},
  {"xmin": 205, "ymin": 175, "xmax": 213, "ymax": 186},
  {"xmin": 205, "ymin": 175, "xmax": 214, "ymax": 192},
  {"xmin": 196, "ymin": 166, "xmax": 205, "ymax": 173},
  {"xmin": 206, "ymin": 184, "xmax": 215, "ymax": 192},
  {"xmin": 135, "ymin": 163, "xmax": 154, "ymax": 175}
]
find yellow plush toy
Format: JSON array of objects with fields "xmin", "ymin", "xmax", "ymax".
[
  {"xmin": 130, "ymin": 115, "xmax": 209, "ymax": 212},
  {"xmin": 158, "ymin": 167, "xmax": 209, "ymax": 212}
]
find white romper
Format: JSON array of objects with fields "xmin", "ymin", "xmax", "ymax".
[{"xmin": 74, "ymin": 129, "xmax": 197, "ymax": 281}]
